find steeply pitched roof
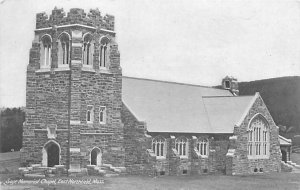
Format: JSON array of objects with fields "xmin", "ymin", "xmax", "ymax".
[
  {"xmin": 122, "ymin": 76, "xmax": 255, "ymax": 134},
  {"xmin": 202, "ymin": 96, "xmax": 254, "ymax": 133}
]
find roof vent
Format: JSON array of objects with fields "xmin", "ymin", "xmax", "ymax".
[{"xmin": 222, "ymin": 76, "xmax": 239, "ymax": 96}]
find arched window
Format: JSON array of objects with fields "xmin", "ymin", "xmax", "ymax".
[
  {"xmin": 40, "ymin": 35, "xmax": 52, "ymax": 68},
  {"xmin": 248, "ymin": 114, "xmax": 269, "ymax": 159},
  {"xmin": 58, "ymin": 32, "xmax": 70, "ymax": 67},
  {"xmin": 196, "ymin": 138, "xmax": 209, "ymax": 156},
  {"xmin": 175, "ymin": 137, "xmax": 188, "ymax": 158},
  {"xmin": 152, "ymin": 136, "xmax": 166, "ymax": 158},
  {"xmin": 82, "ymin": 33, "xmax": 94, "ymax": 66},
  {"xmin": 99, "ymin": 106, "xmax": 106, "ymax": 124},
  {"xmin": 86, "ymin": 105, "xmax": 94, "ymax": 124},
  {"xmin": 99, "ymin": 37, "xmax": 109, "ymax": 69}
]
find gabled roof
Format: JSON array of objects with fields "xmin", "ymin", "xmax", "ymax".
[
  {"xmin": 202, "ymin": 96, "xmax": 255, "ymax": 133},
  {"xmin": 279, "ymin": 135, "xmax": 292, "ymax": 146},
  {"xmin": 122, "ymin": 76, "xmax": 256, "ymax": 134}
]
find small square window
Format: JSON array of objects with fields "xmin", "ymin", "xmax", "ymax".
[
  {"xmin": 182, "ymin": 169, "xmax": 188, "ymax": 175},
  {"xmin": 159, "ymin": 171, "xmax": 165, "ymax": 176},
  {"xmin": 259, "ymin": 168, "xmax": 263, "ymax": 172}
]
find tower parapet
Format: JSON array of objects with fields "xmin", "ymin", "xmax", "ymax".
[{"xmin": 36, "ymin": 7, "xmax": 114, "ymax": 31}]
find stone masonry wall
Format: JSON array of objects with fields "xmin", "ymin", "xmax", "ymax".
[
  {"xmin": 22, "ymin": 38, "xmax": 71, "ymax": 166},
  {"xmin": 79, "ymin": 69, "xmax": 124, "ymax": 167},
  {"xmin": 230, "ymin": 95, "xmax": 281, "ymax": 175},
  {"xmin": 122, "ymin": 104, "xmax": 155, "ymax": 176},
  {"xmin": 22, "ymin": 8, "xmax": 123, "ymax": 169},
  {"xmin": 122, "ymin": 101, "xmax": 232, "ymax": 177},
  {"xmin": 148, "ymin": 134, "xmax": 230, "ymax": 176}
]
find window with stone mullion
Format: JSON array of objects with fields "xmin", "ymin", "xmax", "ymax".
[
  {"xmin": 152, "ymin": 137, "xmax": 166, "ymax": 158},
  {"xmin": 41, "ymin": 35, "xmax": 52, "ymax": 68},
  {"xmin": 197, "ymin": 139, "xmax": 208, "ymax": 156},
  {"xmin": 248, "ymin": 117, "xmax": 269, "ymax": 158},
  {"xmin": 59, "ymin": 34, "xmax": 70, "ymax": 66},
  {"xmin": 43, "ymin": 44, "xmax": 51, "ymax": 67},
  {"xmin": 83, "ymin": 34, "xmax": 93, "ymax": 66},
  {"xmin": 176, "ymin": 138, "xmax": 188, "ymax": 157},
  {"xmin": 99, "ymin": 37, "xmax": 109, "ymax": 69}
]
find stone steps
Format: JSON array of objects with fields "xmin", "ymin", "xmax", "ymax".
[
  {"xmin": 285, "ymin": 161, "xmax": 300, "ymax": 173},
  {"xmin": 281, "ymin": 161, "xmax": 293, "ymax": 172},
  {"xmin": 287, "ymin": 161, "xmax": 300, "ymax": 168},
  {"xmin": 19, "ymin": 164, "xmax": 67, "ymax": 177},
  {"xmin": 19, "ymin": 164, "xmax": 125, "ymax": 177},
  {"xmin": 87, "ymin": 164, "xmax": 125, "ymax": 177}
]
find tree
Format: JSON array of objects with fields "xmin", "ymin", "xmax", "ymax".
[{"xmin": 0, "ymin": 108, "xmax": 25, "ymax": 152}]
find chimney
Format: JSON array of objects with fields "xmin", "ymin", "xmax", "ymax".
[{"xmin": 222, "ymin": 76, "xmax": 239, "ymax": 96}]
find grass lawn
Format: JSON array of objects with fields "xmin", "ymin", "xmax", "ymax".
[{"xmin": 1, "ymin": 172, "xmax": 300, "ymax": 190}]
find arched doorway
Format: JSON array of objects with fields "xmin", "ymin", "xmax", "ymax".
[
  {"xmin": 42, "ymin": 140, "xmax": 60, "ymax": 167},
  {"xmin": 281, "ymin": 150, "xmax": 287, "ymax": 163},
  {"xmin": 90, "ymin": 147, "xmax": 102, "ymax": 166}
]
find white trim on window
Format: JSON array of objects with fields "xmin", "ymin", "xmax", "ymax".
[
  {"xmin": 247, "ymin": 114, "xmax": 270, "ymax": 159},
  {"xmin": 40, "ymin": 34, "xmax": 52, "ymax": 69},
  {"xmin": 99, "ymin": 36, "xmax": 110, "ymax": 69},
  {"xmin": 152, "ymin": 136, "xmax": 166, "ymax": 159},
  {"xmin": 57, "ymin": 32, "xmax": 71, "ymax": 68},
  {"xmin": 82, "ymin": 33, "xmax": 94, "ymax": 67},
  {"xmin": 175, "ymin": 137, "xmax": 188, "ymax": 158},
  {"xmin": 196, "ymin": 138, "xmax": 209, "ymax": 157}
]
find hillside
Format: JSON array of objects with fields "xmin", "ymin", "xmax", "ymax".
[{"xmin": 238, "ymin": 76, "xmax": 300, "ymax": 133}]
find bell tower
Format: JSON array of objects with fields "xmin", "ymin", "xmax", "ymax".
[{"xmin": 22, "ymin": 7, "xmax": 124, "ymax": 173}]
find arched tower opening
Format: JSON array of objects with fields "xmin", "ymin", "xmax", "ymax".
[
  {"xmin": 90, "ymin": 147, "xmax": 102, "ymax": 166},
  {"xmin": 42, "ymin": 140, "xmax": 60, "ymax": 167}
]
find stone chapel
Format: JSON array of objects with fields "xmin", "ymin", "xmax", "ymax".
[{"xmin": 21, "ymin": 7, "xmax": 285, "ymax": 176}]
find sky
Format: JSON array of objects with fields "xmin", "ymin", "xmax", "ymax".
[{"xmin": 0, "ymin": 0, "xmax": 299, "ymax": 107}]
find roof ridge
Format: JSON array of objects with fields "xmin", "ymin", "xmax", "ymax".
[
  {"xmin": 122, "ymin": 76, "xmax": 228, "ymax": 90},
  {"xmin": 202, "ymin": 95, "xmax": 254, "ymax": 98},
  {"xmin": 235, "ymin": 92, "xmax": 260, "ymax": 126}
]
